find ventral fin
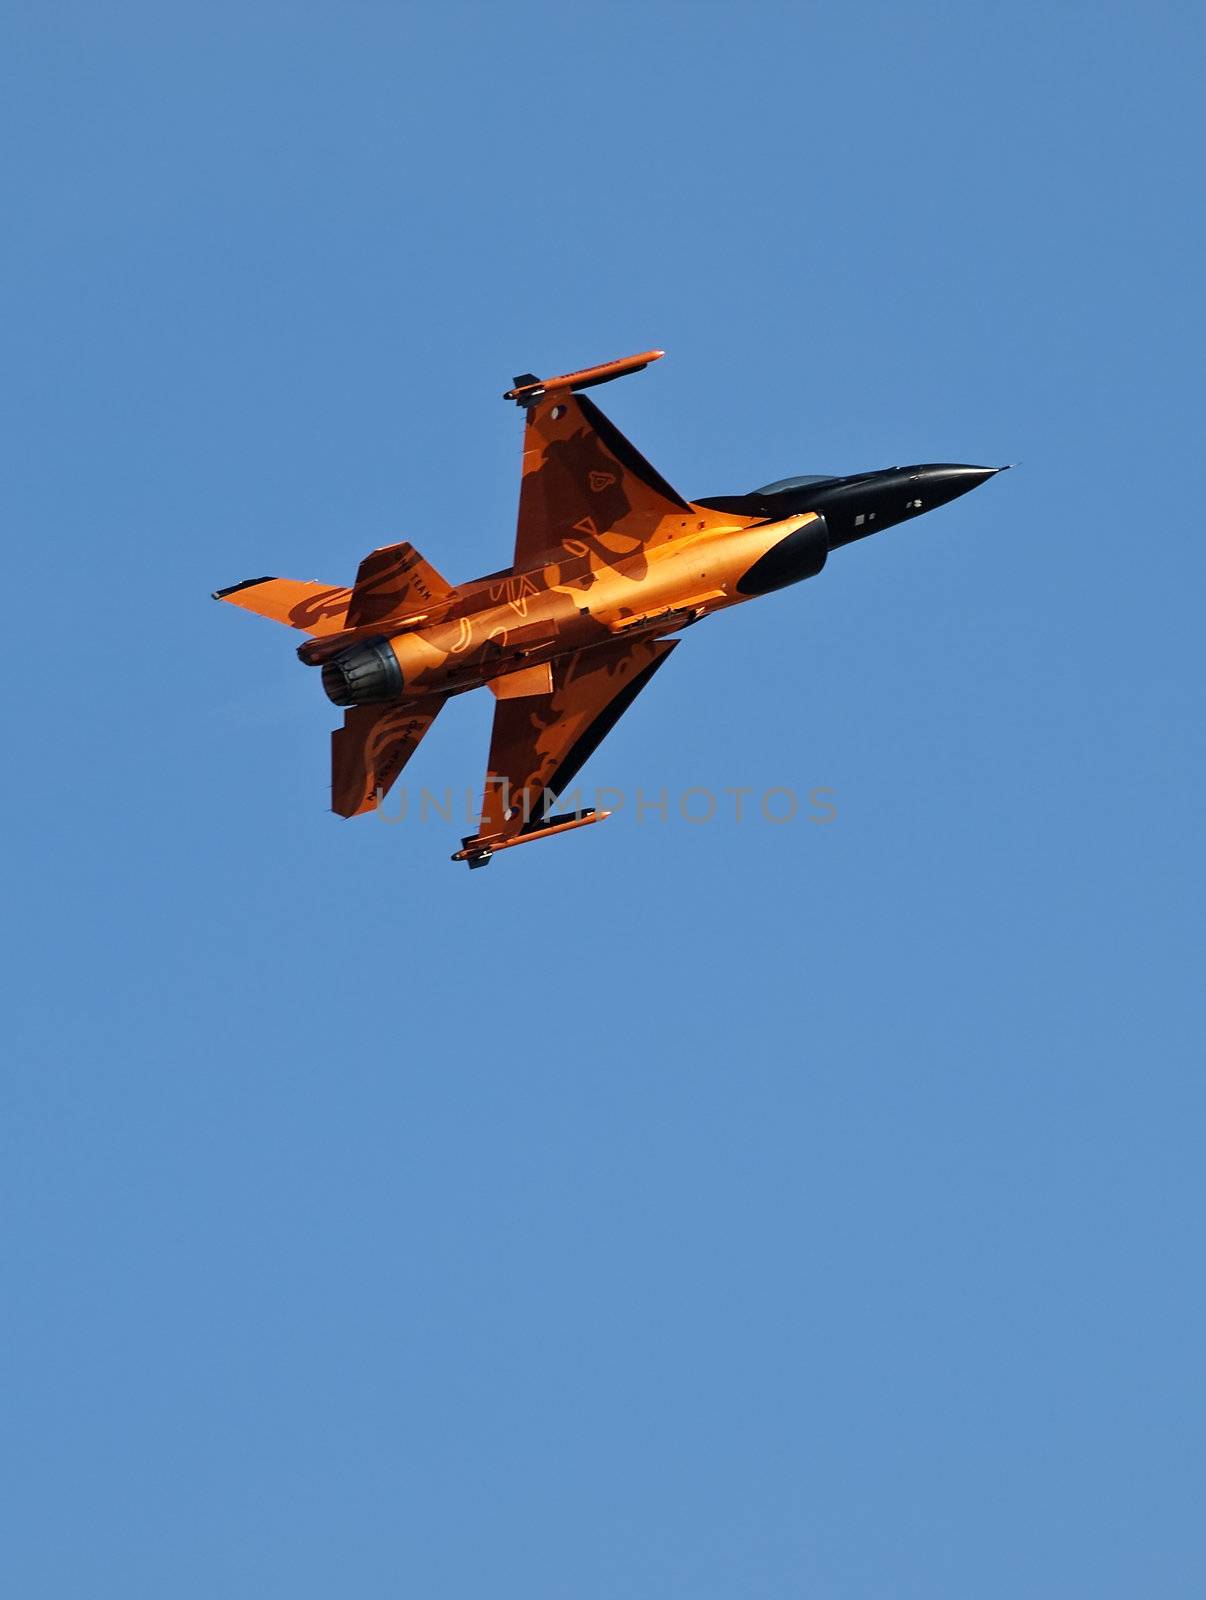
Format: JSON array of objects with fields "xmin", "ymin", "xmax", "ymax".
[{"xmin": 488, "ymin": 662, "xmax": 553, "ymax": 699}]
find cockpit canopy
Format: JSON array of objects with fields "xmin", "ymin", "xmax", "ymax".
[{"xmin": 754, "ymin": 474, "xmax": 838, "ymax": 494}]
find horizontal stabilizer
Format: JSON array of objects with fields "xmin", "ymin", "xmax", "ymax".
[
  {"xmin": 332, "ymin": 695, "xmax": 448, "ymax": 818},
  {"xmin": 212, "ymin": 577, "xmax": 351, "ymax": 636}
]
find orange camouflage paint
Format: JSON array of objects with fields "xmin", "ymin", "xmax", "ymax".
[
  {"xmin": 216, "ymin": 349, "xmax": 996, "ymax": 867},
  {"xmin": 214, "ymin": 352, "xmax": 811, "ymax": 866}
]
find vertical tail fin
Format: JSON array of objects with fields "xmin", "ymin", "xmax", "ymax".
[{"xmin": 344, "ymin": 540, "xmax": 453, "ymax": 629}]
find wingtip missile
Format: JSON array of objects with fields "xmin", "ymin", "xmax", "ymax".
[
  {"xmin": 451, "ymin": 808, "xmax": 612, "ymax": 868},
  {"xmin": 504, "ymin": 350, "xmax": 665, "ymax": 404}
]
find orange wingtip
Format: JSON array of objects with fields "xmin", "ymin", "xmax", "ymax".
[{"xmin": 504, "ymin": 350, "xmax": 664, "ymax": 402}]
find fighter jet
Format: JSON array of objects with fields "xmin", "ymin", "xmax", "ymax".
[{"xmin": 214, "ymin": 351, "xmax": 1006, "ymax": 867}]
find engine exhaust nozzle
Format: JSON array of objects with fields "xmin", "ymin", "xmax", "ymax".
[{"xmin": 321, "ymin": 637, "xmax": 404, "ymax": 706}]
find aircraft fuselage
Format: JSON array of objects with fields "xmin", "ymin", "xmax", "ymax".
[
  {"xmin": 315, "ymin": 463, "xmax": 1001, "ymax": 707},
  {"xmin": 215, "ymin": 349, "xmax": 1007, "ymax": 861}
]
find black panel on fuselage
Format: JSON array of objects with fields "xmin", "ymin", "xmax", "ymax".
[{"xmin": 698, "ymin": 464, "xmax": 987, "ymax": 549}]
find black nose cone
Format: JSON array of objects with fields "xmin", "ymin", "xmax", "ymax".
[{"xmin": 921, "ymin": 464, "xmax": 1009, "ymax": 505}]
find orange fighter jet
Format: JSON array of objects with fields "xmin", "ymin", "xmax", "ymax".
[{"xmin": 214, "ymin": 351, "xmax": 1006, "ymax": 867}]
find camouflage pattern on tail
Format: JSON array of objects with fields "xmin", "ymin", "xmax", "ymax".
[{"xmin": 331, "ymin": 695, "xmax": 449, "ymax": 817}]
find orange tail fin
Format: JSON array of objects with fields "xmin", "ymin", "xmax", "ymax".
[{"xmin": 344, "ymin": 540, "xmax": 453, "ymax": 629}]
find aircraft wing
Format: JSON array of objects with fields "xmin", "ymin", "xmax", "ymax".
[
  {"xmin": 470, "ymin": 635, "xmax": 678, "ymax": 847},
  {"xmin": 510, "ymin": 354, "xmax": 691, "ymax": 572}
]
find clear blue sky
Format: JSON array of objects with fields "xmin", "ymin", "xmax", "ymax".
[{"xmin": 4, "ymin": 3, "xmax": 1203, "ymax": 1595}]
